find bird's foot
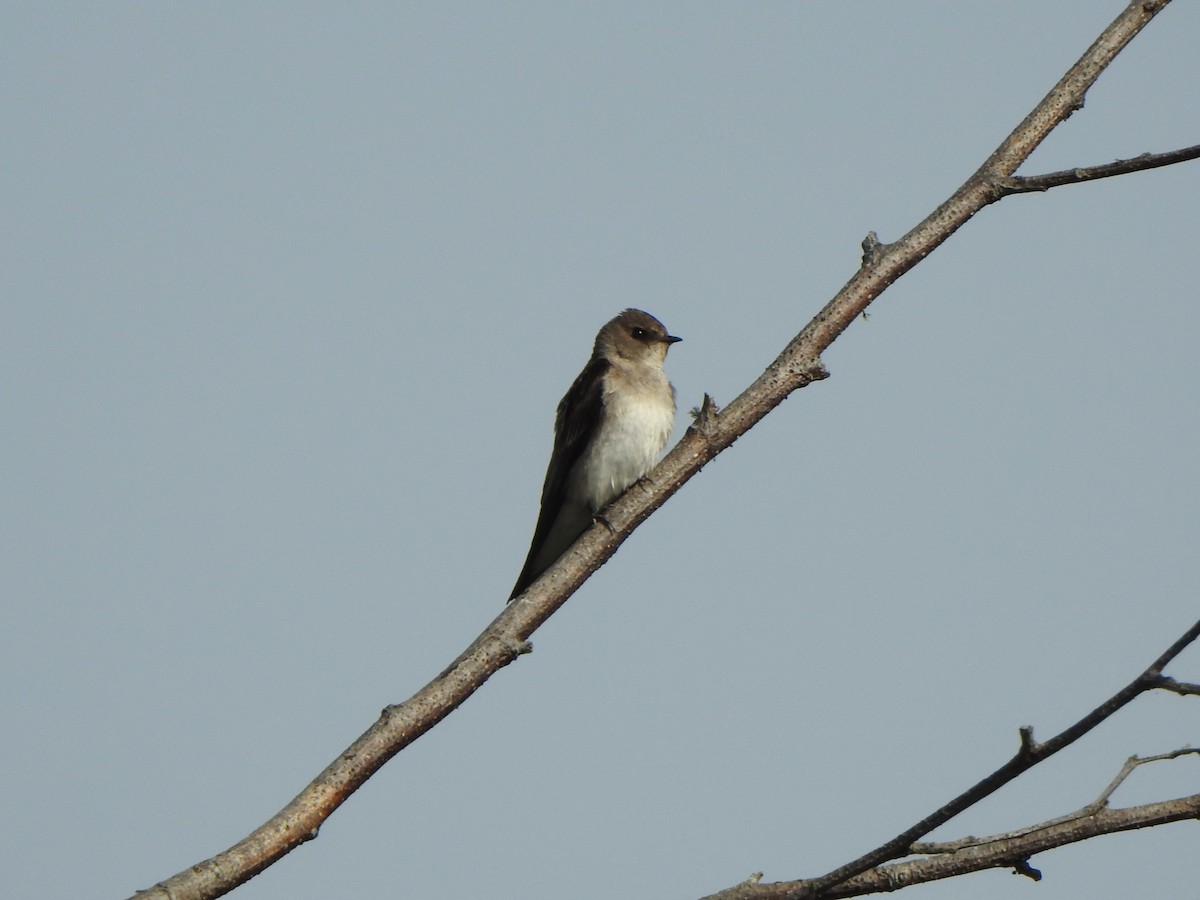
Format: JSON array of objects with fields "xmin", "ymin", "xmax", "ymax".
[{"xmin": 593, "ymin": 513, "xmax": 617, "ymax": 534}]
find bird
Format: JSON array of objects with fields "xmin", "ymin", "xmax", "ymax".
[{"xmin": 510, "ymin": 308, "xmax": 681, "ymax": 600}]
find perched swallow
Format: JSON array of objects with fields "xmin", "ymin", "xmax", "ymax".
[{"xmin": 510, "ymin": 309, "xmax": 680, "ymax": 600}]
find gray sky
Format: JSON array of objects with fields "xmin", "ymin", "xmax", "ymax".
[{"xmin": 4, "ymin": 4, "xmax": 1199, "ymax": 899}]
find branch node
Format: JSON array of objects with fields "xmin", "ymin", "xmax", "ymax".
[
  {"xmin": 1018, "ymin": 725, "xmax": 1039, "ymax": 758},
  {"xmin": 991, "ymin": 174, "xmax": 1039, "ymax": 196},
  {"xmin": 497, "ymin": 633, "xmax": 533, "ymax": 659},
  {"xmin": 861, "ymin": 231, "xmax": 885, "ymax": 266},
  {"xmin": 1157, "ymin": 675, "xmax": 1200, "ymax": 697},
  {"xmin": 689, "ymin": 393, "xmax": 721, "ymax": 440},
  {"xmin": 1011, "ymin": 858, "xmax": 1043, "ymax": 881}
]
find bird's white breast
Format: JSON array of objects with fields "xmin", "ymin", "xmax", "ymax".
[{"xmin": 572, "ymin": 368, "xmax": 675, "ymax": 513}]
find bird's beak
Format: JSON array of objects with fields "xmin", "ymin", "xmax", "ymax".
[{"xmin": 665, "ymin": 334, "xmax": 682, "ymax": 344}]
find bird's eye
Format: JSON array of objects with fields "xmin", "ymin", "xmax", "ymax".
[{"xmin": 631, "ymin": 328, "xmax": 648, "ymax": 339}]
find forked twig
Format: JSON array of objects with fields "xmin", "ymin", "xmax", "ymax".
[{"xmin": 911, "ymin": 746, "xmax": 1200, "ymax": 855}]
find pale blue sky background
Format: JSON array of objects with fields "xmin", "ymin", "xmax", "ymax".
[{"xmin": 3, "ymin": 4, "xmax": 1199, "ymax": 899}]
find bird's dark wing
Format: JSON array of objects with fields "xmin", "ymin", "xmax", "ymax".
[{"xmin": 510, "ymin": 357, "xmax": 609, "ymax": 599}]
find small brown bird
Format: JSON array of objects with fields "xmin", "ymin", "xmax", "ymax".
[{"xmin": 510, "ymin": 309, "xmax": 681, "ymax": 600}]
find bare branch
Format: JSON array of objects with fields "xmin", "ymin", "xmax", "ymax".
[
  {"xmin": 704, "ymin": 794, "xmax": 1200, "ymax": 900},
  {"xmin": 911, "ymin": 746, "xmax": 1200, "ymax": 854},
  {"xmin": 1157, "ymin": 676, "xmax": 1200, "ymax": 697},
  {"xmin": 993, "ymin": 144, "xmax": 1200, "ymax": 195},
  {"xmin": 813, "ymin": 795, "xmax": 1200, "ymax": 899},
  {"xmin": 1093, "ymin": 747, "xmax": 1200, "ymax": 805},
  {"xmin": 700, "ymin": 622, "xmax": 1200, "ymax": 900}
]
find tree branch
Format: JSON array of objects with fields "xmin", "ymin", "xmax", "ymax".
[
  {"xmin": 130, "ymin": 2, "xmax": 1191, "ymax": 898},
  {"xmin": 1158, "ymin": 675, "xmax": 1200, "ymax": 697},
  {"xmin": 992, "ymin": 144, "xmax": 1200, "ymax": 195},
  {"xmin": 700, "ymin": 620, "xmax": 1200, "ymax": 900},
  {"xmin": 911, "ymin": 746, "xmax": 1200, "ymax": 854},
  {"xmin": 815, "ymin": 793, "xmax": 1200, "ymax": 898}
]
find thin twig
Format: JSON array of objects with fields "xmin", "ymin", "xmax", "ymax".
[
  {"xmin": 993, "ymin": 144, "xmax": 1200, "ymax": 194},
  {"xmin": 911, "ymin": 745, "xmax": 1200, "ymax": 854},
  {"xmin": 1093, "ymin": 747, "xmax": 1200, "ymax": 807}
]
